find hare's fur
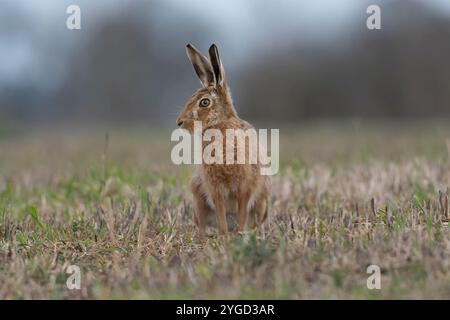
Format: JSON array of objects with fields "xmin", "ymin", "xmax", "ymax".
[{"xmin": 177, "ymin": 44, "xmax": 269, "ymax": 237}]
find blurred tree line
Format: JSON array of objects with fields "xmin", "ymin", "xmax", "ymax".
[
  {"xmin": 1, "ymin": 0, "xmax": 450, "ymax": 124},
  {"xmin": 238, "ymin": 1, "xmax": 450, "ymax": 121}
]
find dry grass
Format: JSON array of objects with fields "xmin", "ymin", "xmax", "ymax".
[{"xmin": 0, "ymin": 122, "xmax": 449, "ymax": 299}]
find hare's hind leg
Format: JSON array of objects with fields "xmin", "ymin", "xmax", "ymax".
[{"xmin": 191, "ymin": 177, "xmax": 211, "ymax": 239}]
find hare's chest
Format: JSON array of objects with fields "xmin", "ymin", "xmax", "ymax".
[{"xmin": 200, "ymin": 164, "xmax": 240, "ymax": 188}]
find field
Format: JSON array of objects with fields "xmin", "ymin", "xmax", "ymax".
[{"xmin": 0, "ymin": 122, "xmax": 449, "ymax": 299}]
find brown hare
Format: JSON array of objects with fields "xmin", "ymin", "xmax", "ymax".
[{"xmin": 176, "ymin": 43, "xmax": 269, "ymax": 237}]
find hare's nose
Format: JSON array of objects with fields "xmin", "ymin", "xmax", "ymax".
[{"xmin": 177, "ymin": 120, "xmax": 184, "ymax": 127}]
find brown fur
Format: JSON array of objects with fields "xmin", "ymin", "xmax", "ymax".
[{"xmin": 177, "ymin": 44, "xmax": 270, "ymax": 237}]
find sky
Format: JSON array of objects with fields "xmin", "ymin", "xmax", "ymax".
[{"xmin": 1, "ymin": 0, "xmax": 450, "ymax": 90}]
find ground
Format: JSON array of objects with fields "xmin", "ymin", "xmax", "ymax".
[{"xmin": 0, "ymin": 121, "xmax": 449, "ymax": 299}]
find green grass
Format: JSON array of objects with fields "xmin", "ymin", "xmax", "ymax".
[{"xmin": 0, "ymin": 123, "xmax": 450, "ymax": 299}]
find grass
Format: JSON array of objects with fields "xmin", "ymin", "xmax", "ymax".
[{"xmin": 0, "ymin": 122, "xmax": 449, "ymax": 299}]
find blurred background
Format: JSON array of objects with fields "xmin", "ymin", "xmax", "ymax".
[
  {"xmin": 1, "ymin": 0, "xmax": 450, "ymax": 127},
  {"xmin": 3, "ymin": 1, "xmax": 450, "ymax": 301}
]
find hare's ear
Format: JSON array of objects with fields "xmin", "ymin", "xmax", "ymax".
[
  {"xmin": 208, "ymin": 44, "xmax": 225, "ymax": 88},
  {"xmin": 186, "ymin": 44, "xmax": 214, "ymax": 88}
]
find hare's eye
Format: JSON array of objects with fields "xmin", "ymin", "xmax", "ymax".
[{"xmin": 199, "ymin": 98, "xmax": 211, "ymax": 108}]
